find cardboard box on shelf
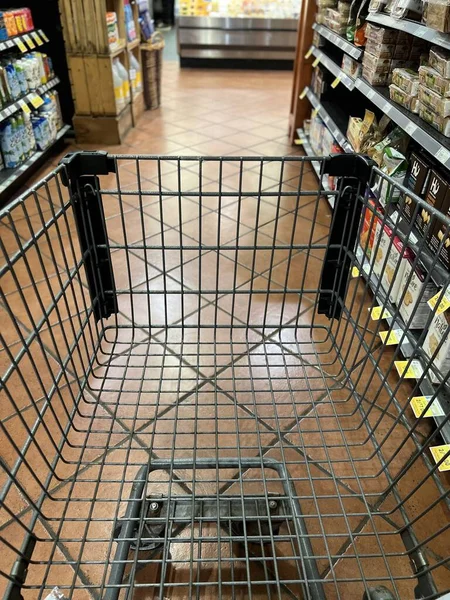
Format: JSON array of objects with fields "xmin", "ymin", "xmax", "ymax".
[
  {"xmin": 419, "ymin": 65, "xmax": 450, "ymax": 98},
  {"xmin": 360, "ymin": 199, "xmax": 381, "ymax": 259},
  {"xmin": 400, "ymin": 152, "xmax": 432, "ymax": 223},
  {"xmin": 398, "ymin": 255, "xmax": 439, "ymax": 328},
  {"xmin": 347, "ymin": 116, "xmax": 363, "ymax": 151},
  {"xmin": 365, "ymin": 22, "xmax": 399, "ymax": 44},
  {"xmin": 419, "ymin": 103, "xmax": 450, "ymax": 137},
  {"xmin": 419, "ymin": 85, "xmax": 450, "ymax": 118},
  {"xmin": 424, "ymin": 0, "xmax": 450, "ymax": 33},
  {"xmin": 392, "ymin": 68, "xmax": 419, "ymax": 95},
  {"xmin": 429, "ymin": 46, "xmax": 450, "ymax": 78},
  {"xmin": 416, "ymin": 169, "xmax": 450, "ymax": 236},
  {"xmin": 423, "ymin": 310, "xmax": 450, "ymax": 383}
]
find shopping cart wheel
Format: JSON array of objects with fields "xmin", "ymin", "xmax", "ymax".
[{"xmin": 363, "ymin": 586, "xmax": 395, "ymax": 600}]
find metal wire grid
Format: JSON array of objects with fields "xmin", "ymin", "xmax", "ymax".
[{"xmin": 0, "ymin": 155, "xmax": 449, "ymax": 600}]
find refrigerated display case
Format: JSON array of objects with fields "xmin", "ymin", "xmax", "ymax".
[{"xmin": 177, "ymin": 0, "xmax": 300, "ymax": 66}]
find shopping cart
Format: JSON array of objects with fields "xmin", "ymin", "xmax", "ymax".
[{"xmin": 0, "ymin": 151, "xmax": 449, "ymax": 600}]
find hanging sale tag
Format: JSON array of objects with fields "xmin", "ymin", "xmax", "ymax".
[
  {"xmin": 29, "ymin": 94, "xmax": 44, "ymax": 109},
  {"xmin": 427, "ymin": 287, "xmax": 450, "ymax": 315},
  {"xmin": 369, "ymin": 306, "xmax": 391, "ymax": 320},
  {"xmin": 331, "ymin": 76, "xmax": 341, "ymax": 89},
  {"xmin": 40, "ymin": 31, "xmax": 50, "ymax": 43},
  {"xmin": 299, "ymin": 87, "xmax": 307, "ymax": 100},
  {"xmin": 294, "ymin": 139, "xmax": 306, "ymax": 145},
  {"xmin": 430, "ymin": 445, "xmax": 450, "ymax": 472},
  {"xmin": 19, "ymin": 99, "xmax": 31, "ymax": 114},
  {"xmin": 410, "ymin": 396, "xmax": 445, "ymax": 418},
  {"xmin": 311, "ymin": 107, "xmax": 319, "ymax": 118},
  {"xmin": 305, "ymin": 46, "xmax": 314, "ymax": 59},
  {"xmin": 312, "ymin": 56, "xmax": 321, "ymax": 68},
  {"xmin": 351, "ymin": 266, "xmax": 360, "ymax": 278},
  {"xmin": 31, "ymin": 31, "xmax": 44, "ymax": 46},
  {"xmin": 394, "ymin": 360, "xmax": 424, "ymax": 379},
  {"xmin": 15, "ymin": 38, "xmax": 28, "ymax": 53},
  {"xmin": 379, "ymin": 329, "xmax": 402, "ymax": 345},
  {"xmin": 23, "ymin": 33, "xmax": 35, "ymax": 49}
]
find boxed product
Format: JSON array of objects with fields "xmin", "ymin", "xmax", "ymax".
[
  {"xmin": 363, "ymin": 51, "xmax": 391, "ymax": 72},
  {"xmin": 398, "ymin": 254, "xmax": 439, "ymax": 328},
  {"xmin": 423, "ymin": 0, "xmax": 450, "ymax": 32},
  {"xmin": 347, "ymin": 116, "xmax": 363, "ymax": 151},
  {"xmin": 326, "ymin": 18, "xmax": 347, "ymax": 33},
  {"xmin": 360, "ymin": 199, "xmax": 381, "ymax": 258},
  {"xmin": 418, "ymin": 84, "xmax": 450, "ymax": 117},
  {"xmin": 428, "ymin": 185, "xmax": 450, "ymax": 269},
  {"xmin": 377, "ymin": 147, "xmax": 408, "ymax": 206},
  {"xmin": 326, "ymin": 7, "xmax": 349, "ymax": 22},
  {"xmin": 365, "ymin": 22, "xmax": 398, "ymax": 43},
  {"xmin": 391, "ymin": 0, "xmax": 423, "ymax": 19},
  {"xmin": 365, "ymin": 40, "xmax": 395, "ymax": 59},
  {"xmin": 419, "ymin": 65, "xmax": 450, "ymax": 97},
  {"xmin": 347, "ymin": 110, "xmax": 380, "ymax": 152},
  {"xmin": 416, "ymin": 169, "xmax": 449, "ymax": 235},
  {"xmin": 309, "ymin": 115, "xmax": 325, "ymax": 155},
  {"xmin": 363, "ymin": 65, "xmax": 389, "ymax": 85},
  {"xmin": 369, "ymin": 0, "xmax": 388, "ymax": 12},
  {"xmin": 328, "ymin": 141, "xmax": 344, "ymax": 190},
  {"xmin": 389, "ymin": 84, "xmax": 419, "ymax": 112},
  {"xmin": 419, "ymin": 103, "xmax": 450, "ymax": 137},
  {"xmin": 400, "ymin": 152, "xmax": 432, "ymax": 223},
  {"xmin": 342, "ymin": 54, "xmax": 362, "ymax": 78},
  {"xmin": 429, "ymin": 46, "xmax": 450, "ymax": 78},
  {"xmin": 423, "ymin": 311, "xmax": 450, "ymax": 383},
  {"xmin": 368, "ymin": 126, "xmax": 409, "ymax": 166},
  {"xmin": 372, "ymin": 222, "xmax": 413, "ymax": 302},
  {"xmin": 392, "ymin": 68, "xmax": 419, "ymax": 95}
]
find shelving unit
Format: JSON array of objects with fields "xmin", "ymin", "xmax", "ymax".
[
  {"xmin": 59, "ymin": 0, "xmax": 145, "ymax": 143},
  {"xmin": 310, "ymin": 47, "xmax": 355, "ymax": 90},
  {"xmin": 0, "ymin": 78, "xmax": 60, "ymax": 124},
  {"xmin": 367, "ymin": 13, "xmax": 450, "ymax": 51},
  {"xmin": 305, "ymin": 88, "xmax": 353, "ymax": 152},
  {"xmin": 312, "ymin": 23, "xmax": 362, "ymax": 60},
  {"xmin": 0, "ymin": 28, "xmax": 48, "ymax": 53}
]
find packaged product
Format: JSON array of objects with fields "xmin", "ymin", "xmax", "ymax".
[
  {"xmin": 342, "ymin": 54, "xmax": 362, "ymax": 77},
  {"xmin": 429, "ymin": 46, "xmax": 450, "ymax": 78},
  {"xmin": 369, "ymin": 0, "xmax": 388, "ymax": 12},
  {"xmin": 369, "ymin": 126, "xmax": 409, "ymax": 166},
  {"xmin": 418, "ymin": 85, "xmax": 450, "ymax": 117},
  {"xmin": 326, "ymin": 7, "xmax": 349, "ymax": 22},
  {"xmin": 400, "ymin": 152, "xmax": 432, "ymax": 223},
  {"xmin": 428, "ymin": 184, "xmax": 450, "ymax": 269},
  {"xmin": 326, "ymin": 18, "xmax": 347, "ymax": 33},
  {"xmin": 346, "ymin": 0, "xmax": 360, "ymax": 41},
  {"xmin": 3, "ymin": 11, "xmax": 17, "ymax": 37},
  {"xmin": 354, "ymin": 0, "xmax": 370, "ymax": 45},
  {"xmin": 365, "ymin": 40, "xmax": 395, "ymax": 58},
  {"xmin": 377, "ymin": 147, "xmax": 408, "ymax": 206},
  {"xmin": 416, "ymin": 169, "xmax": 449, "ymax": 235},
  {"xmin": 347, "ymin": 110, "xmax": 380, "ymax": 152},
  {"xmin": 363, "ymin": 51, "xmax": 391, "ymax": 72},
  {"xmin": 419, "ymin": 65, "xmax": 450, "ymax": 97},
  {"xmin": 328, "ymin": 141, "xmax": 344, "ymax": 190},
  {"xmin": 389, "ymin": 83, "xmax": 419, "ymax": 112},
  {"xmin": 423, "ymin": 310, "xmax": 450, "ymax": 383},
  {"xmin": 398, "ymin": 254, "xmax": 438, "ymax": 328},
  {"xmin": 365, "ymin": 22, "xmax": 398, "ymax": 43},
  {"xmin": 419, "ymin": 103, "xmax": 450, "ymax": 137},
  {"xmin": 107, "ymin": 12, "xmax": 120, "ymax": 49},
  {"xmin": 390, "ymin": 0, "xmax": 423, "ymax": 19},
  {"xmin": 362, "ymin": 65, "xmax": 389, "ymax": 85},
  {"xmin": 0, "ymin": 118, "xmax": 19, "ymax": 168},
  {"xmin": 423, "ymin": 0, "xmax": 450, "ymax": 32},
  {"xmin": 360, "ymin": 199, "xmax": 381, "ymax": 257},
  {"xmin": 372, "ymin": 222, "xmax": 414, "ymax": 302},
  {"xmin": 391, "ymin": 68, "xmax": 419, "ymax": 95},
  {"xmin": 347, "ymin": 116, "xmax": 363, "ymax": 151},
  {"xmin": 338, "ymin": 0, "xmax": 352, "ymax": 12},
  {"xmin": 124, "ymin": 0, "xmax": 137, "ymax": 42}
]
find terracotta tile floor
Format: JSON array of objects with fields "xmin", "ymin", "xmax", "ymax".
[{"xmin": 1, "ymin": 63, "xmax": 449, "ymax": 599}]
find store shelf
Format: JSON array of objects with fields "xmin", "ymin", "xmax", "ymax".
[
  {"xmin": 311, "ymin": 47, "xmax": 355, "ymax": 90},
  {"xmin": 0, "ymin": 77, "xmax": 60, "ymax": 124},
  {"xmin": 355, "ymin": 78, "xmax": 450, "ymax": 169},
  {"xmin": 110, "ymin": 40, "xmax": 127, "ymax": 57},
  {"xmin": 0, "ymin": 125, "xmax": 70, "ymax": 197},
  {"xmin": 305, "ymin": 87, "xmax": 353, "ymax": 152},
  {"xmin": 355, "ymin": 244, "xmax": 450, "ymax": 444},
  {"xmin": 367, "ymin": 13, "xmax": 450, "ymax": 51},
  {"xmin": 0, "ymin": 29, "xmax": 48, "ymax": 53},
  {"xmin": 312, "ymin": 23, "xmax": 363, "ymax": 60},
  {"xmin": 296, "ymin": 128, "xmax": 336, "ymax": 208},
  {"xmin": 127, "ymin": 38, "xmax": 140, "ymax": 50}
]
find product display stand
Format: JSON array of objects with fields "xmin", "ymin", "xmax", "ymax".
[{"xmin": 59, "ymin": 0, "xmax": 145, "ymax": 144}]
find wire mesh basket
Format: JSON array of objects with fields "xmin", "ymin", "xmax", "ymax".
[
  {"xmin": 141, "ymin": 33, "xmax": 164, "ymax": 110},
  {"xmin": 0, "ymin": 152, "xmax": 449, "ymax": 600}
]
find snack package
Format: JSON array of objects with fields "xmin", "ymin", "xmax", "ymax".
[
  {"xmin": 363, "ymin": 51, "xmax": 391, "ymax": 71},
  {"xmin": 369, "ymin": 126, "xmax": 409, "ymax": 166},
  {"xmin": 400, "ymin": 152, "xmax": 432, "ymax": 223},
  {"xmin": 360, "ymin": 199, "xmax": 381, "ymax": 258},
  {"xmin": 377, "ymin": 147, "xmax": 408, "ymax": 206},
  {"xmin": 398, "ymin": 255, "xmax": 439, "ymax": 328},
  {"xmin": 328, "ymin": 141, "xmax": 345, "ymax": 190},
  {"xmin": 354, "ymin": 0, "xmax": 370, "ymax": 45},
  {"xmin": 365, "ymin": 40, "xmax": 395, "ymax": 58},
  {"xmin": 326, "ymin": 7, "xmax": 350, "ymax": 23},
  {"xmin": 429, "ymin": 46, "xmax": 450, "ymax": 78},
  {"xmin": 369, "ymin": 0, "xmax": 388, "ymax": 11},
  {"xmin": 423, "ymin": 0, "xmax": 450, "ymax": 32},
  {"xmin": 423, "ymin": 311, "xmax": 450, "ymax": 383},
  {"xmin": 342, "ymin": 54, "xmax": 362, "ymax": 77},
  {"xmin": 419, "ymin": 65, "xmax": 450, "ymax": 97},
  {"xmin": 428, "ymin": 183, "xmax": 450, "ymax": 269},
  {"xmin": 419, "ymin": 103, "xmax": 450, "ymax": 136},
  {"xmin": 347, "ymin": 116, "xmax": 363, "ymax": 151},
  {"xmin": 389, "ymin": 84, "xmax": 420, "ymax": 112},
  {"xmin": 392, "ymin": 68, "xmax": 419, "ymax": 95},
  {"xmin": 419, "ymin": 84, "xmax": 450, "ymax": 117},
  {"xmin": 365, "ymin": 22, "xmax": 399, "ymax": 42},
  {"xmin": 363, "ymin": 66, "xmax": 389, "ymax": 85},
  {"xmin": 326, "ymin": 17, "xmax": 347, "ymax": 33},
  {"xmin": 416, "ymin": 169, "xmax": 449, "ymax": 235},
  {"xmin": 391, "ymin": 0, "xmax": 423, "ymax": 19}
]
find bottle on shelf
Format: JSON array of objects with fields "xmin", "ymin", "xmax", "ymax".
[
  {"xmin": 112, "ymin": 60, "xmax": 126, "ymax": 113},
  {"xmin": 114, "ymin": 58, "xmax": 131, "ymax": 105}
]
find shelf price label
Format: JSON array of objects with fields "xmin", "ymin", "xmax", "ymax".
[
  {"xmin": 312, "ymin": 56, "xmax": 321, "ymax": 67},
  {"xmin": 29, "ymin": 94, "xmax": 44, "ymax": 109},
  {"xmin": 427, "ymin": 288, "xmax": 450, "ymax": 315},
  {"xmin": 311, "ymin": 107, "xmax": 319, "ymax": 118},
  {"xmin": 331, "ymin": 76, "xmax": 341, "ymax": 89},
  {"xmin": 295, "ymin": 138, "xmax": 305, "ymax": 146},
  {"xmin": 23, "ymin": 33, "xmax": 35, "ymax": 49},
  {"xmin": 368, "ymin": 306, "xmax": 391, "ymax": 320},
  {"xmin": 430, "ymin": 445, "xmax": 450, "ymax": 472},
  {"xmin": 394, "ymin": 360, "xmax": 424, "ymax": 379},
  {"xmin": 405, "ymin": 122, "xmax": 417, "ymax": 136},
  {"xmin": 40, "ymin": 30, "xmax": 49, "ymax": 43},
  {"xmin": 410, "ymin": 396, "xmax": 445, "ymax": 418},
  {"xmin": 31, "ymin": 31, "xmax": 44, "ymax": 46},
  {"xmin": 305, "ymin": 46, "xmax": 314, "ymax": 59},
  {"xmin": 351, "ymin": 266, "xmax": 360, "ymax": 278},
  {"xmin": 379, "ymin": 328, "xmax": 402, "ymax": 345},
  {"xmin": 299, "ymin": 87, "xmax": 307, "ymax": 100},
  {"xmin": 15, "ymin": 38, "xmax": 28, "ymax": 53},
  {"xmin": 436, "ymin": 147, "xmax": 450, "ymax": 165},
  {"xmin": 18, "ymin": 99, "xmax": 31, "ymax": 114}
]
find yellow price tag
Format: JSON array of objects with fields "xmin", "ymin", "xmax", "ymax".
[
  {"xmin": 427, "ymin": 287, "xmax": 450, "ymax": 315},
  {"xmin": 368, "ymin": 306, "xmax": 391, "ymax": 320},
  {"xmin": 351, "ymin": 266, "xmax": 360, "ymax": 278},
  {"xmin": 394, "ymin": 360, "xmax": 424, "ymax": 379},
  {"xmin": 312, "ymin": 107, "xmax": 319, "ymax": 118},
  {"xmin": 15, "ymin": 38, "xmax": 28, "ymax": 53},
  {"xmin": 31, "ymin": 31, "xmax": 43, "ymax": 46},
  {"xmin": 305, "ymin": 46, "xmax": 314, "ymax": 59},
  {"xmin": 295, "ymin": 139, "xmax": 306, "ymax": 145},
  {"xmin": 18, "ymin": 99, "xmax": 31, "ymax": 114},
  {"xmin": 331, "ymin": 76, "xmax": 341, "ymax": 88},
  {"xmin": 312, "ymin": 56, "xmax": 321, "ymax": 68},
  {"xmin": 430, "ymin": 445, "xmax": 450, "ymax": 472},
  {"xmin": 23, "ymin": 34, "xmax": 35, "ymax": 49},
  {"xmin": 30, "ymin": 94, "xmax": 44, "ymax": 109},
  {"xmin": 379, "ymin": 328, "xmax": 402, "ymax": 345},
  {"xmin": 299, "ymin": 87, "xmax": 307, "ymax": 100},
  {"xmin": 410, "ymin": 396, "xmax": 444, "ymax": 419},
  {"xmin": 40, "ymin": 31, "xmax": 49, "ymax": 43}
]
